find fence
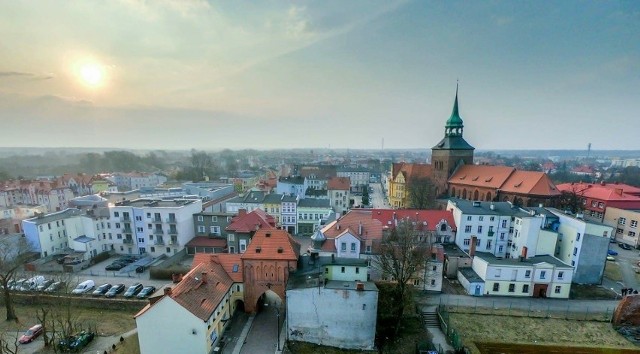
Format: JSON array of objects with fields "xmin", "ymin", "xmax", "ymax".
[
  {"xmin": 438, "ymin": 297, "xmax": 614, "ymax": 322},
  {"xmin": 437, "ymin": 305, "xmax": 469, "ymax": 353}
]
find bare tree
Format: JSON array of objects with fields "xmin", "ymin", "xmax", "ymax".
[
  {"xmin": 0, "ymin": 236, "xmax": 33, "ymax": 321},
  {"xmin": 373, "ymin": 219, "xmax": 431, "ymax": 335},
  {"xmin": 0, "ymin": 331, "xmax": 19, "ymax": 354},
  {"xmin": 407, "ymin": 176, "xmax": 436, "ymax": 209},
  {"xmin": 559, "ymin": 184, "xmax": 587, "ymax": 213}
]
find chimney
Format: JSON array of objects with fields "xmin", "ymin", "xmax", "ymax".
[
  {"xmin": 490, "ymin": 204, "xmax": 495, "ymax": 211},
  {"xmin": 201, "ymin": 272, "xmax": 207, "ymax": 284},
  {"xmin": 356, "ymin": 282, "xmax": 365, "ymax": 291},
  {"xmin": 600, "ymin": 181, "xmax": 605, "ymax": 186},
  {"xmin": 469, "ymin": 236, "xmax": 477, "ymax": 258},
  {"xmin": 615, "ymin": 188, "xmax": 623, "ymax": 196},
  {"xmin": 358, "ymin": 222, "xmax": 363, "ymax": 236},
  {"xmin": 239, "ymin": 209, "xmax": 247, "ymax": 217},
  {"xmin": 331, "ymin": 254, "xmax": 335, "ymax": 263},
  {"xmin": 521, "ymin": 246, "xmax": 528, "ymax": 260},
  {"xmin": 164, "ymin": 287, "xmax": 172, "ymax": 296}
]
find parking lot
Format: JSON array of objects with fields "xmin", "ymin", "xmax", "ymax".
[{"xmin": 603, "ymin": 241, "xmax": 640, "ymax": 295}]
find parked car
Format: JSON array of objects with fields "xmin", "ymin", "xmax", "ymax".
[
  {"xmin": 619, "ymin": 243, "xmax": 632, "ymax": 250},
  {"xmin": 18, "ymin": 324, "xmax": 43, "ymax": 344},
  {"xmin": 136, "ymin": 286, "xmax": 156, "ymax": 299},
  {"xmin": 44, "ymin": 281, "xmax": 66, "ymax": 293},
  {"xmin": 607, "ymin": 255, "xmax": 616, "ymax": 261},
  {"xmin": 608, "ymin": 249, "xmax": 619, "ymax": 256},
  {"xmin": 11, "ymin": 279, "xmax": 26, "ymax": 291},
  {"xmin": 92, "ymin": 283, "xmax": 112, "ymax": 296},
  {"xmin": 23, "ymin": 276, "xmax": 46, "ymax": 291},
  {"xmin": 36, "ymin": 279, "xmax": 54, "ymax": 292},
  {"xmin": 123, "ymin": 283, "xmax": 144, "ymax": 298},
  {"xmin": 71, "ymin": 280, "xmax": 95, "ymax": 294},
  {"xmin": 118, "ymin": 257, "xmax": 137, "ymax": 264},
  {"xmin": 105, "ymin": 263, "xmax": 126, "ymax": 271},
  {"xmin": 105, "ymin": 284, "xmax": 125, "ymax": 298},
  {"xmin": 55, "ymin": 254, "xmax": 69, "ymax": 264},
  {"xmin": 68, "ymin": 331, "xmax": 95, "ymax": 351}
]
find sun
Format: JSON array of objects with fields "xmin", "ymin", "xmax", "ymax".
[{"xmin": 79, "ymin": 62, "xmax": 105, "ymax": 87}]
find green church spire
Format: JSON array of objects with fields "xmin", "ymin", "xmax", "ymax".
[{"xmin": 445, "ymin": 83, "xmax": 464, "ymax": 137}]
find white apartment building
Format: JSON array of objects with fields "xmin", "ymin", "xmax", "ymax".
[
  {"xmin": 109, "ymin": 199, "xmax": 202, "ymax": 257},
  {"xmin": 337, "ymin": 167, "xmax": 370, "ymax": 193}
]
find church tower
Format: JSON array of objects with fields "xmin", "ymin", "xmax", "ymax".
[{"xmin": 431, "ymin": 86, "xmax": 475, "ymax": 196}]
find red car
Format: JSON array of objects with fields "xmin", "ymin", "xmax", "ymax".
[{"xmin": 19, "ymin": 324, "xmax": 43, "ymax": 344}]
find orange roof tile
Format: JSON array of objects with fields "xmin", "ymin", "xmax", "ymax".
[
  {"xmin": 500, "ymin": 171, "xmax": 560, "ymax": 196},
  {"xmin": 448, "ymin": 165, "xmax": 515, "ymax": 189},
  {"xmin": 327, "ymin": 177, "xmax": 350, "ymax": 190},
  {"xmin": 391, "ymin": 163, "xmax": 432, "ymax": 181},
  {"xmin": 241, "ymin": 229, "xmax": 300, "ymax": 261},
  {"xmin": 369, "ymin": 209, "xmax": 457, "ymax": 231},
  {"xmin": 192, "ymin": 253, "xmax": 243, "ymax": 282},
  {"xmin": 557, "ymin": 183, "xmax": 640, "ymax": 202},
  {"xmin": 226, "ymin": 209, "xmax": 276, "ymax": 233},
  {"xmin": 320, "ymin": 210, "xmax": 383, "ymax": 253},
  {"xmin": 185, "ymin": 237, "xmax": 227, "ymax": 248}
]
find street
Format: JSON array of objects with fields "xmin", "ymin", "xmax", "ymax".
[
  {"xmin": 240, "ymin": 304, "xmax": 284, "ymax": 354},
  {"xmin": 602, "ymin": 242, "xmax": 640, "ymax": 295},
  {"xmin": 370, "ymin": 182, "xmax": 390, "ymax": 209}
]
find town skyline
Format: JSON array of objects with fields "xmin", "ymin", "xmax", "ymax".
[{"xmin": 1, "ymin": 1, "xmax": 638, "ymax": 150}]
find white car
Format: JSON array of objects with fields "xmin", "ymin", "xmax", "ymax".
[
  {"xmin": 606, "ymin": 255, "xmax": 616, "ymax": 261},
  {"xmin": 71, "ymin": 280, "xmax": 95, "ymax": 294}
]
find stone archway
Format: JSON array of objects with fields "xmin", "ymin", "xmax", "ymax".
[{"xmin": 242, "ymin": 260, "xmax": 292, "ymax": 313}]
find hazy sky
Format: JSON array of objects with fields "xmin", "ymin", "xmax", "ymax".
[{"xmin": 0, "ymin": 1, "xmax": 638, "ymax": 150}]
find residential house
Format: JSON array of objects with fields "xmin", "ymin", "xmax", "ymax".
[
  {"xmin": 556, "ymin": 182, "xmax": 640, "ymax": 223},
  {"xmin": 225, "ymin": 209, "xmax": 276, "ymax": 254},
  {"xmin": 281, "ymin": 194, "xmax": 298, "ymax": 235},
  {"xmin": 604, "ymin": 207, "xmax": 640, "ymax": 248},
  {"xmin": 109, "ymin": 199, "xmax": 202, "ymax": 257},
  {"xmin": 276, "ymin": 176, "xmax": 307, "ymax": 200},
  {"xmin": 387, "ymin": 163, "xmax": 432, "ymax": 209},
  {"xmin": 188, "ymin": 212, "xmax": 234, "ymax": 254},
  {"xmin": 462, "ymin": 251, "xmax": 573, "ymax": 298},
  {"xmin": 225, "ymin": 191, "xmax": 266, "ymax": 214},
  {"xmin": 182, "ymin": 182, "xmax": 235, "ymax": 202},
  {"xmin": 263, "ymin": 193, "xmax": 283, "ymax": 225},
  {"xmin": 299, "ymin": 165, "xmax": 336, "ymax": 191},
  {"xmin": 296, "ymin": 198, "xmax": 333, "ymax": 236},
  {"xmin": 286, "ymin": 256, "xmax": 377, "ymax": 350},
  {"xmin": 328, "ymin": 177, "xmax": 351, "ymax": 215},
  {"xmin": 337, "ymin": 167, "xmax": 370, "ymax": 194}
]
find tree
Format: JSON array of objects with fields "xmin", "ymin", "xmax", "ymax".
[
  {"xmin": 190, "ymin": 149, "xmax": 214, "ymax": 181},
  {"xmin": 407, "ymin": 177, "xmax": 436, "ymax": 209},
  {"xmin": 558, "ymin": 184, "xmax": 587, "ymax": 214},
  {"xmin": 373, "ymin": 219, "xmax": 431, "ymax": 337},
  {"xmin": 0, "ymin": 236, "xmax": 34, "ymax": 321},
  {"xmin": 362, "ymin": 185, "xmax": 370, "ymax": 206}
]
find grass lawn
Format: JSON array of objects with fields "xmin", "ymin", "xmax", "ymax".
[
  {"xmin": 0, "ymin": 303, "xmax": 136, "ymax": 336},
  {"xmin": 605, "ymin": 261, "xmax": 624, "ymax": 282},
  {"xmin": 449, "ymin": 312, "xmax": 636, "ymax": 354},
  {"xmin": 570, "ymin": 284, "xmax": 618, "ymax": 300},
  {"xmin": 117, "ymin": 333, "xmax": 141, "ymax": 354}
]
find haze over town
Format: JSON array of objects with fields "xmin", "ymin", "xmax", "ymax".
[{"xmin": 1, "ymin": 1, "xmax": 639, "ymax": 150}]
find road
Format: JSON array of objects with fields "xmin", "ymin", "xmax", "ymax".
[{"xmin": 370, "ymin": 182, "xmax": 390, "ymax": 209}]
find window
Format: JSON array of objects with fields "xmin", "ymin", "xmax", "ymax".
[
  {"xmin": 558, "ymin": 271, "xmax": 564, "ymax": 279},
  {"xmin": 325, "ymin": 268, "xmax": 328, "ymax": 274},
  {"xmin": 522, "ymin": 284, "xmax": 529, "ymax": 293},
  {"xmin": 498, "ymin": 245, "xmax": 503, "ymax": 252},
  {"xmin": 490, "ymin": 216, "xmax": 495, "ymax": 221},
  {"xmin": 598, "ymin": 202, "xmax": 604, "ymax": 209},
  {"xmin": 341, "ymin": 267, "xmax": 345, "ymax": 273},
  {"xmin": 114, "ymin": 212, "xmax": 119, "ymax": 217},
  {"xmin": 355, "ymin": 267, "xmax": 360, "ymax": 274},
  {"xmin": 150, "ymin": 247, "xmax": 155, "ymax": 252},
  {"xmin": 501, "ymin": 220, "xmax": 507, "ymax": 228},
  {"xmin": 591, "ymin": 201, "xmax": 597, "ymax": 207},
  {"xmin": 210, "ymin": 226, "xmax": 220, "ymax": 235},
  {"xmin": 228, "ymin": 234, "xmax": 235, "ymax": 241},
  {"xmin": 341, "ymin": 243, "xmax": 346, "ymax": 251},
  {"xmin": 629, "ymin": 231, "xmax": 637, "ymax": 237},
  {"xmin": 555, "ymin": 286, "xmax": 561, "ymax": 294},
  {"xmin": 477, "ymin": 226, "xmax": 483, "ymax": 233},
  {"xmin": 571, "ymin": 260, "xmax": 575, "ymax": 266},
  {"xmin": 366, "ymin": 245, "xmax": 372, "ymax": 253},
  {"xmin": 138, "ymin": 238, "xmax": 144, "ymax": 243},
  {"xmin": 508, "ymin": 284, "xmax": 515, "ymax": 292},
  {"xmin": 467, "ymin": 216, "xmax": 472, "ymax": 221},
  {"xmin": 479, "ymin": 216, "xmax": 484, "ymax": 221},
  {"xmin": 540, "ymin": 271, "xmax": 546, "ymax": 279},
  {"xmin": 500, "ymin": 233, "xmax": 505, "ymax": 240},
  {"xmin": 197, "ymin": 215, "xmax": 203, "ymax": 221},
  {"xmin": 430, "ymin": 279, "xmax": 436, "ymax": 286},
  {"xmin": 463, "ymin": 239, "xmax": 470, "ymax": 246},
  {"xmin": 465, "ymin": 225, "xmax": 472, "ymax": 233},
  {"xmin": 362, "ymin": 304, "xmax": 366, "ymax": 310},
  {"xmin": 573, "ymin": 247, "xmax": 577, "ymax": 256},
  {"xmin": 477, "ymin": 239, "xmax": 481, "ymax": 247},
  {"xmin": 166, "ymin": 247, "xmax": 171, "ymax": 253},
  {"xmin": 493, "ymin": 283, "xmax": 499, "ymax": 291},
  {"xmin": 198, "ymin": 226, "xmax": 205, "ymax": 233},
  {"xmin": 525, "ymin": 270, "xmax": 531, "ymax": 278},
  {"xmin": 576, "ymin": 233, "xmax": 581, "ymax": 241},
  {"xmin": 632, "ymin": 220, "xmax": 638, "ymax": 228},
  {"xmin": 619, "ymin": 217, "xmax": 626, "ymax": 225},
  {"xmin": 350, "ymin": 243, "xmax": 356, "ymax": 252},
  {"xmin": 486, "ymin": 240, "xmax": 492, "ymax": 249}
]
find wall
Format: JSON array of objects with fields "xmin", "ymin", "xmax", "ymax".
[
  {"xmin": 136, "ymin": 297, "xmax": 208, "ymax": 354},
  {"xmin": 536, "ymin": 230, "xmax": 558, "ymax": 256},
  {"xmin": 574, "ymin": 233, "xmax": 608, "ymax": 284},
  {"xmin": 326, "ymin": 265, "xmax": 367, "ymax": 282},
  {"xmin": 287, "ymin": 285, "xmax": 377, "ymax": 350}
]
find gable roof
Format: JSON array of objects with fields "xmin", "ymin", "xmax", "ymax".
[
  {"xmin": 557, "ymin": 183, "xmax": 640, "ymax": 202},
  {"xmin": 368, "ymin": 209, "xmax": 457, "ymax": 232},
  {"xmin": 241, "ymin": 229, "xmax": 300, "ymax": 261},
  {"xmin": 136, "ymin": 261, "xmax": 233, "ymax": 321},
  {"xmin": 391, "ymin": 162, "xmax": 432, "ymax": 181},
  {"xmin": 226, "ymin": 209, "xmax": 276, "ymax": 233},
  {"xmin": 500, "ymin": 170, "xmax": 560, "ymax": 196},
  {"xmin": 320, "ymin": 210, "xmax": 384, "ymax": 253},
  {"xmin": 327, "ymin": 177, "xmax": 350, "ymax": 190},
  {"xmin": 448, "ymin": 165, "xmax": 515, "ymax": 189},
  {"xmin": 192, "ymin": 253, "xmax": 243, "ymax": 282},
  {"xmin": 185, "ymin": 237, "xmax": 227, "ymax": 249}
]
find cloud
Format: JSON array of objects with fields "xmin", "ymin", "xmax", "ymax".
[{"xmin": 0, "ymin": 71, "xmax": 53, "ymax": 81}]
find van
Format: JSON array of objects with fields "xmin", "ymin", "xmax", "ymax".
[
  {"xmin": 24, "ymin": 276, "xmax": 46, "ymax": 291},
  {"xmin": 71, "ymin": 280, "xmax": 95, "ymax": 294}
]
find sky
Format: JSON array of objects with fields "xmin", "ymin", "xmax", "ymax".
[{"xmin": 0, "ymin": 0, "xmax": 638, "ymax": 151}]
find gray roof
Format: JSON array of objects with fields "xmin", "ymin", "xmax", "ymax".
[
  {"xmin": 115, "ymin": 199, "xmax": 197, "ymax": 208},
  {"xmin": 337, "ymin": 167, "xmax": 370, "ymax": 173},
  {"xmin": 448, "ymin": 198, "xmax": 531, "ymax": 217},
  {"xmin": 281, "ymin": 195, "xmax": 297, "ymax": 202},
  {"xmin": 263, "ymin": 193, "xmax": 285, "ymax": 204},
  {"xmin": 27, "ymin": 208, "xmax": 83, "ymax": 225},
  {"xmin": 279, "ymin": 176, "xmax": 305, "ymax": 185},
  {"xmin": 298, "ymin": 198, "xmax": 331, "ymax": 208},
  {"xmin": 474, "ymin": 251, "xmax": 572, "ymax": 268},
  {"xmin": 432, "ymin": 136, "xmax": 475, "ymax": 150},
  {"xmin": 459, "ymin": 267, "xmax": 484, "ymax": 283},
  {"xmin": 73, "ymin": 235, "xmax": 95, "ymax": 243},
  {"xmin": 442, "ymin": 242, "xmax": 470, "ymax": 259},
  {"xmin": 325, "ymin": 280, "xmax": 377, "ymax": 291}
]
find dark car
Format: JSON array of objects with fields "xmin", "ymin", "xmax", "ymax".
[
  {"xmin": 55, "ymin": 254, "xmax": 68, "ymax": 264},
  {"xmin": 18, "ymin": 324, "xmax": 43, "ymax": 344},
  {"xmin": 608, "ymin": 249, "xmax": 619, "ymax": 256},
  {"xmin": 105, "ymin": 262, "xmax": 126, "ymax": 271},
  {"xmin": 68, "ymin": 331, "xmax": 94, "ymax": 351},
  {"xmin": 123, "ymin": 283, "xmax": 144, "ymax": 298},
  {"xmin": 92, "ymin": 283, "xmax": 112, "ymax": 296},
  {"xmin": 619, "ymin": 243, "xmax": 633, "ymax": 250},
  {"xmin": 136, "ymin": 286, "xmax": 156, "ymax": 299},
  {"xmin": 104, "ymin": 284, "xmax": 125, "ymax": 298},
  {"xmin": 44, "ymin": 281, "xmax": 66, "ymax": 293},
  {"xmin": 36, "ymin": 279, "xmax": 55, "ymax": 292},
  {"xmin": 118, "ymin": 257, "xmax": 137, "ymax": 264}
]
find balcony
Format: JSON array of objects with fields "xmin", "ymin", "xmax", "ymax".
[
  {"xmin": 153, "ymin": 217, "xmax": 162, "ymax": 223},
  {"xmin": 487, "ymin": 231, "xmax": 495, "ymax": 237},
  {"xmin": 169, "ymin": 238, "xmax": 179, "ymax": 246},
  {"xmin": 123, "ymin": 238, "xmax": 133, "ymax": 244},
  {"xmin": 165, "ymin": 218, "xmax": 177, "ymax": 224},
  {"xmin": 153, "ymin": 229, "xmax": 164, "ymax": 235},
  {"xmin": 123, "ymin": 227, "xmax": 133, "ymax": 233},
  {"xmin": 168, "ymin": 229, "xmax": 178, "ymax": 235},
  {"xmin": 155, "ymin": 238, "xmax": 165, "ymax": 245}
]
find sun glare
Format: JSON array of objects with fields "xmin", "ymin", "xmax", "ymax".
[{"xmin": 79, "ymin": 63, "xmax": 105, "ymax": 87}]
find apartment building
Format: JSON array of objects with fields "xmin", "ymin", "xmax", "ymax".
[{"xmin": 604, "ymin": 207, "xmax": 640, "ymax": 247}]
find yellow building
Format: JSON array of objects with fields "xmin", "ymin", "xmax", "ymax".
[
  {"xmin": 387, "ymin": 163, "xmax": 432, "ymax": 208},
  {"xmin": 263, "ymin": 193, "xmax": 283, "ymax": 225}
]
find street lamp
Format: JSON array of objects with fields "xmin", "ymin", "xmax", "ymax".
[{"xmin": 264, "ymin": 302, "xmax": 281, "ymax": 351}]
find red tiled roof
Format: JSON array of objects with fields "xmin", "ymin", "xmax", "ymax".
[
  {"xmin": 241, "ymin": 229, "xmax": 300, "ymax": 261},
  {"xmin": 448, "ymin": 165, "xmax": 515, "ymax": 189},
  {"xmin": 320, "ymin": 210, "xmax": 383, "ymax": 253},
  {"xmin": 185, "ymin": 237, "xmax": 227, "ymax": 248},
  {"xmin": 327, "ymin": 177, "xmax": 350, "ymax": 190},
  {"xmin": 391, "ymin": 163, "xmax": 432, "ymax": 181},
  {"xmin": 136, "ymin": 262, "xmax": 233, "ymax": 321},
  {"xmin": 226, "ymin": 209, "xmax": 276, "ymax": 233},
  {"xmin": 557, "ymin": 183, "xmax": 640, "ymax": 202},
  {"xmin": 571, "ymin": 166, "xmax": 594, "ymax": 174},
  {"xmin": 192, "ymin": 253, "xmax": 243, "ymax": 282},
  {"xmin": 369, "ymin": 209, "xmax": 457, "ymax": 231},
  {"xmin": 500, "ymin": 171, "xmax": 560, "ymax": 196}
]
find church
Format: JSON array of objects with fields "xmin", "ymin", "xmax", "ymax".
[{"xmin": 388, "ymin": 88, "xmax": 560, "ymax": 208}]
